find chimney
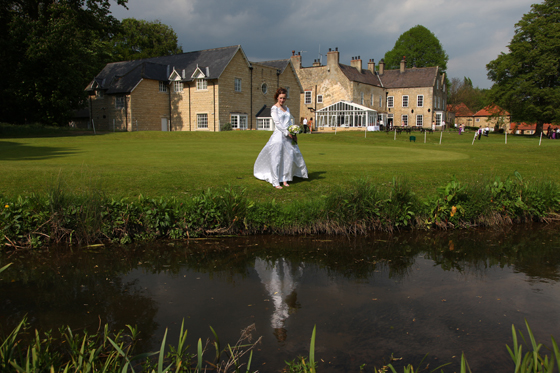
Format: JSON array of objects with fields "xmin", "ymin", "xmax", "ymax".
[
  {"xmin": 350, "ymin": 56, "xmax": 362, "ymax": 73},
  {"xmin": 379, "ymin": 59, "xmax": 385, "ymax": 75},
  {"xmin": 400, "ymin": 56, "xmax": 406, "ymax": 73},
  {"xmin": 290, "ymin": 50, "xmax": 302, "ymax": 69},
  {"xmin": 312, "ymin": 59, "xmax": 321, "ymax": 67},
  {"xmin": 367, "ymin": 59, "xmax": 375, "ymax": 74},
  {"xmin": 327, "ymin": 47, "xmax": 339, "ymax": 68}
]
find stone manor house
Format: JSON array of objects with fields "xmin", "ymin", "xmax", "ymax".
[
  {"xmin": 86, "ymin": 45, "xmax": 302, "ymax": 132},
  {"xmin": 290, "ymin": 48, "xmax": 449, "ymax": 131},
  {"xmin": 86, "ymin": 45, "xmax": 449, "ymax": 132}
]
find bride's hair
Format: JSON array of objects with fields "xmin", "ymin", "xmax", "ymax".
[{"xmin": 274, "ymin": 87, "xmax": 287, "ymax": 101}]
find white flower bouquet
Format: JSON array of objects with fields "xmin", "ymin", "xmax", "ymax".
[{"xmin": 288, "ymin": 124, "xmax": 301, "ymax": 145}]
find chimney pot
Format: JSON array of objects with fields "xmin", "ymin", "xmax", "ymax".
[{"xmin": 335, "ymin": 47, "xmax": 338, "ymax": 51}]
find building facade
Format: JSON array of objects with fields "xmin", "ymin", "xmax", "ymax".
[
  {"xmin": 290, "ymin": 49, "xmax": 448, "ymax": 130},
  {"xmin": 86, "ymin": 45, "xmax": 303, "ymax": 132}
]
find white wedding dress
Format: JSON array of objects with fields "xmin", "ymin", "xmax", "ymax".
[{"xmin": 253, "ymin": 106, "xmax": 308, "ymax": 187}]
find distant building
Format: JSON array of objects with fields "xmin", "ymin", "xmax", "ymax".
[
  {"xmin": 290, "ymin": 49, "xmax": 448, "ymax": 130},
  {"xmin": 449, "ymin": 103, "xmax": 474, "ymax": 128},
  {"xmin": 473, "ymin": 105, "xmax": 511, "ymax": 131},
  {"xmin": 86, "ymin": 45, "xmax": 302, "ymax": 132}
]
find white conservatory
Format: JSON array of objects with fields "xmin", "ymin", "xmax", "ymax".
[{"xmin": 315, "ymin": 101, "xmax": 378, "ymax": 130}]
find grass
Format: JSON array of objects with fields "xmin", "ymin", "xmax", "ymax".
[{"xmin": 0, "ymin": 127, "xmax": 558, "ymax": 203}]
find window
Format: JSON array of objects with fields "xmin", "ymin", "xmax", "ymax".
[
  {"xmin": 174, "ymin": 81, "xmax": 183, "ymax": 93},
  {"xmin": 234, "ymin": 78, "xmax": 242, "ymax": 92},
  {"xmin": 286, "ymin": 87, "xmax": 290, "ymax": 98},
  {"xmin": 416, "ymin": 114, "xmax": 423, "ymax": 127},
  {"xmin": 115, "ymin": 96, "xmax": 125, "ymax": 109},
  {"xmin": 197, "ymin": 113, "xmax": 208, "ymax": 129},
  {"xmin": 476, "ymin": 118, "xmax": 480, "ymax": 122},
  {"xmin": 379, "ymin": 96, "xmax": 382, "ymax": 107},
  {"xmin": 436, "ymin": 113, "xmax": 442, "ymax": 126},
  {"xmin": 230, "ymin": 114, "xmax": 248, "ymax": 130},
  {"xmin": 371, "ymin": 94, "xmax": 374, "ymax": 106},
  {"xmin": 402, "ymin": 95, "xmax": 409, "ymax": 108},
  {"xmin": 261, "ymin": 83, "xmax": 268, "ymax": 94},
  {"xmin": 257, "ymin": 118, "xmax": 271, "ymax": 130},
  {"xmin": 387, "ymin": 96, "xmax": 394, "ymax": 108},
  {"xmin": 305, "ymin": 91, "xmax": 312, "ymax": 104},
  {"xmin": 417, "ymin": 95, "xmax": 424, "ymax": 107},
  {"xmin": 96, "ymin": 90, "xmax": 104, "ymax": 99},
  {"xmin": 317, "ymin": 94, "xmax": 323, "ymax": 104},
  {"xmin": 402, "ymin": 114, "xmax": 408, "ymax": 126},
  {"xmin": 361, "ymin": 92, "xmax": 364, "ymax": 105},
  {"xmin": 159, "ymin": 82, "xmax": 167, "ymax": 92},
  {"xmin": 197, "ymin": 79, "xmax": 207, "ymax": 90}
]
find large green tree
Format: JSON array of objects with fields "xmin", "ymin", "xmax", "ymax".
[
  {"xmin": 111, "ymin": 18, "xmax": 183, "ymax": 61},
  {"xmin": 383, "ymin": 25, "xmax": 448, "ymax": 73},
  {"xmin": 486, "ymin": 0, "xmax": 560, "ymax": 135},
  {"xmin": 0, "ymin": 0, "xmax": 127, "ymax": 125}
]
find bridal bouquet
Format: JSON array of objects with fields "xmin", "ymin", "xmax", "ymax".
[{"xmin": 288, "ymin": 124, "xmax": 302, "ymax": 145}]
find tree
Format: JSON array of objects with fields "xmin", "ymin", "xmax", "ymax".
[
  {"xmin": 111, "ymin": 18, "xmax": 183, "ymax": 61},
  {"xmin": 383, "ymin": 25, "xmax": 449, "ymax": 73},
  {"xmin": 448, "ymin": 76, "xmax": 489, "ymax": 112},
  {"xmin": 486, "ymin": 0, "xmax": 560, "ymax": 135},
  {"xmin": 0, "ymin": 0, "xmax": 127, "ymax": 125}
]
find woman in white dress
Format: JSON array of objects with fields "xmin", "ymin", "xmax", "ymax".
[{"xmin": 254, "ymin": 87, "xmax": 308, "ymax": 189}]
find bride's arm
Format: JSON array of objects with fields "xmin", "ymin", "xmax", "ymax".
[{"xmin": 271, "ymin": 106, "xmax": 289, "ymax": 136}]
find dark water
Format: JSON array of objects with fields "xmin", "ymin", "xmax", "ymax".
[{"xmin": 2, "ymin": 225, "xmax": 560, "ymax": 372}]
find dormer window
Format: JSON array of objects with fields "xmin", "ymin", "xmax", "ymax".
[
  {"xmin": 174, "ymin": 81, "xmax": 183, "ymax": 93},
  {"xmin": 96, "ymin": 90, "xmax": 104, "ymax": 99},
  {"xmin": 159, "ymin": 82, "xmax": 167, "ymax": 92},
  {"xmin": 197, "ymin": 79, "xmax": 207, "ymax": 90}
]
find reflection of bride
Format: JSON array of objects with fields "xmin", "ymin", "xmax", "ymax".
[{"xmin": 254, "ymin": 258, "xmax": 303, "ymax": 341}]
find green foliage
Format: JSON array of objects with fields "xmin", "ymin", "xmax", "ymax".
[
  {"xmin": 507, "ymin": 319, "xmax": 560, "ymax": 373},
  {"xmin": 0, "ymin": 0, "xmax": 127, "ymax": 125},
  {"xmin": 448, "ymin": 77, "xmax": 489, "ymax": 112},
  {"xmin": 486, "ymin": 0, "xmax": 560, "ymax": 134},
  {"xmin": 0, "ymin": 318, "xmax": 259, "ymax": 373},
  {"xmin": 221, "ymin": 123, "xmax": 233, "ymax": 131},
  {"xmin": 383, "ymin": 25, "xmax": 448, "ymax": 72},
  {"xmin": 112, "ymin": 18, "xmax": 183, "ymax": 61}
]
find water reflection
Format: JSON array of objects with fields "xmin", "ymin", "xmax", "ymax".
[
  {"xmin": 1, "ymin": 224, "xmax": 560, "ymax": 372},
  {"xmin": 255, "ymin": 259, "xmax": 303, "ymax": 341}
]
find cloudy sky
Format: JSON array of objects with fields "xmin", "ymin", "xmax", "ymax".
[{"xmin": 110, "ymin": 0, "xmax": 537, "ymax": 89}]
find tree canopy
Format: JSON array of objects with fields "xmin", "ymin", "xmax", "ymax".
[
  {"xmin": 486, "ymin": 0, "xmax": 560, "ymax": 134},
  {"xmin": 0, "ymin": 2, "xmax": 182, "ymax": 126},
  {"xmin": 112, "ymin": 18, "xmax": 183, "ymax": 61},
  {"xmin": 383, "ymin": 25, "xmax": 448, "ymax": 72},
  {"xmin": 448, "ymin": 77, "xmax": 489, "ymax": 112}
]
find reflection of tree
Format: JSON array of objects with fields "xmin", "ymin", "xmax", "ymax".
[{"xmin": 254, "ymin": 259, "xmax": 303, "ymax": 342}]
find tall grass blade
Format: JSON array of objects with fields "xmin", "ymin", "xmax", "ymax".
[
  {"xmin": 197, "ymin": 338, "xmax": 203, "ymax": 372},
  {"xmin": 309, "ymin": 325, "xmax": 316, "ymax": 373}
]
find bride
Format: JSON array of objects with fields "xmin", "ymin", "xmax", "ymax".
[{"xmin": 253, "ymin": 87, "xmax": 308, "ymax": 189}]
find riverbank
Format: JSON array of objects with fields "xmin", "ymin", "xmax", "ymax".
[{"xmin": 2, "ymin": 174, "xmax": 559, "ymax": 249}]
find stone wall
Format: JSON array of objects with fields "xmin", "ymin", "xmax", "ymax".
[{"xmin": 130, "ymin": 79, "xmax": 170, "ymax": 131}]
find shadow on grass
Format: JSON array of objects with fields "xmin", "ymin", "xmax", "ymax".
[
  {"xmin": 0, "ymin": 141, "xmax": 79, "ymax": 161},
  {"xmin": 291, "ymin": 171, "xmax": 326, "ymax": 184}
]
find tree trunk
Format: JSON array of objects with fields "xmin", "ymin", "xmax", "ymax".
[{"xmin": 535, "ymin": 121, "xmax": 544, "ymax": 136}]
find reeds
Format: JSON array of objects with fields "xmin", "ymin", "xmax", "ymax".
[
  {"xmin": 2, "ymin": 173, "xmax": 560, "ymax": 249},
  {"xmin": 0, "ymin": 319, "xmax": 260, "ymax": 373}
]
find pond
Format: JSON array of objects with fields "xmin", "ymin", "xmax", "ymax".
[{"xmin": 2, "ymin": 224, "xmax": 560, "ymax": 372}]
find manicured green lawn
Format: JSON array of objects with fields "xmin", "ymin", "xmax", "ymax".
[{"xmin": 0, "ymin": 129, "xmax": 557, "ymax": 202}]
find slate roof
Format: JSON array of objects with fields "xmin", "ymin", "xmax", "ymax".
[
  {"xmin": 378, "ymin": 67, "xmax": 439, "ymax": 88},
  {"xmin": 87, "ymin": 45, "xmax": 245, "ymax": 94},
  {"xmin": 255, "ymin": 59, "xmax": 290, "ymax": 73},
  {"xmin": 450, "ymin": 103, "xmax": 474, "ymax": 117},
  {"xmin": 474, "ymin": 104, "xmax": 510, "ymax": 117},
  {"xmin": 256, "ymin": 105, "xmax": 271, "ymax": 118},
  {"xmin": 338, "ymin": 64, "xmax": 382, "ymax": 87}
]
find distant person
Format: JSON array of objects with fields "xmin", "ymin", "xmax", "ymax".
[
  {"xmin": 302, "ymin": 117, "xmax": 308, "ymax": 134},
  {"xmin": 308, "ymin": 117, "xmax": 313, "ymax": 133},
  {"xmin": 254, "ymin": 87, "xmax": 308, "ymax": 189}
]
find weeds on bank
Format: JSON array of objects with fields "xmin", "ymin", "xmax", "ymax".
[
  {"xmin": 1, "ymin": 173, "xmax": 560, "ymax": 249},
  {"xmin": 2, "ymin": 319, "xmax": 559, "ymax": 372},
  {"xmin": 0, "ymin": 318, "xmax": 261, "ymax": 373}
]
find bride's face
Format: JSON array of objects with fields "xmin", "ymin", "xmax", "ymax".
[{"xmin": 277, "ymin": 93, "xmax": 287, "ymax": 105}]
